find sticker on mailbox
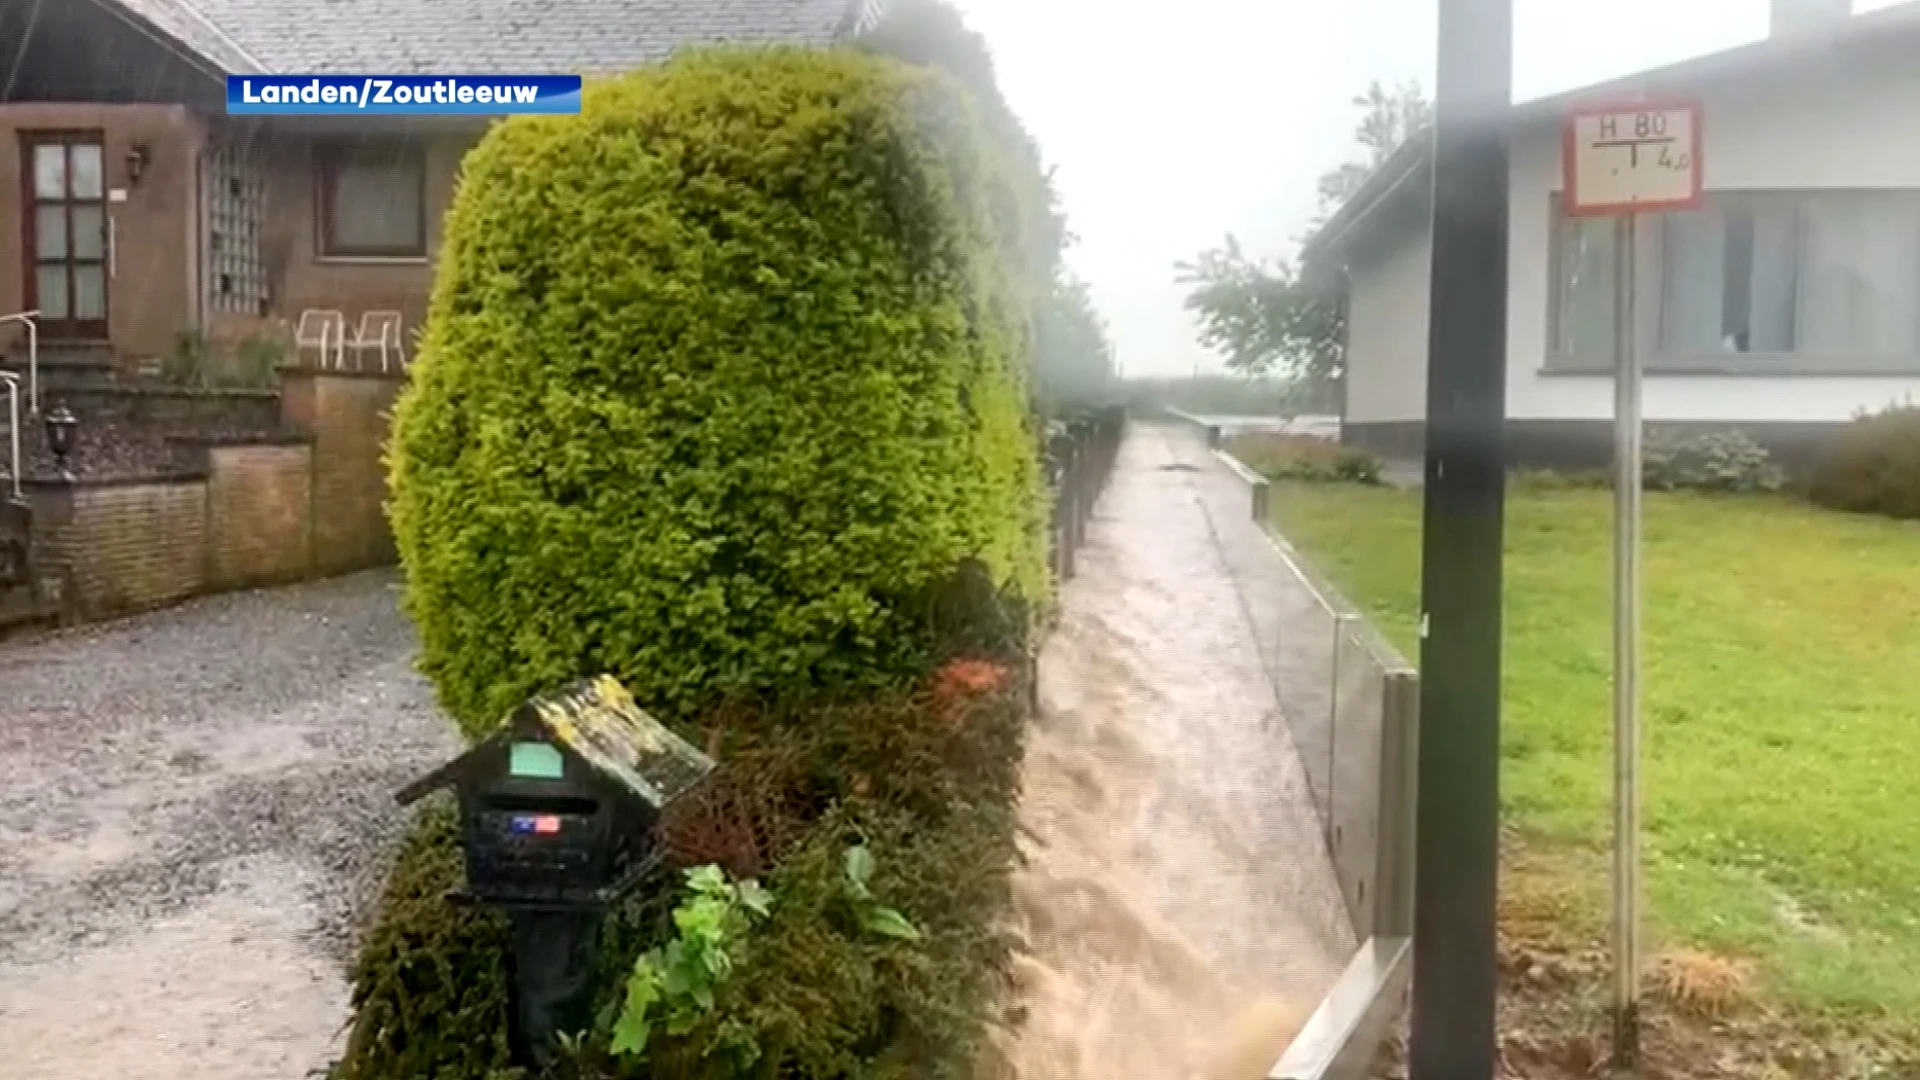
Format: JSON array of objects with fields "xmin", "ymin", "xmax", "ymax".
[{"xmin": 511, "ymin": 814, "xmax": 563, "ymax": 835}]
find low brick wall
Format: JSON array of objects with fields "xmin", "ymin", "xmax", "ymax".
[
  {"xmin": 282, "ymin": 370, "xmax": 401, "ymax": 575},
  {"xmin": 17, "ymin": 368, "xmax": 402, "ymax": 626},
  {"xmin": 207, "ymin": 442, "xmax": 315, "ymax": 590}
]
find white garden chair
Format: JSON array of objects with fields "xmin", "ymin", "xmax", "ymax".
[
  {"xmin": 295, "ymin": 309, "xmax": 346, "ymax": 370},
  {"xmin": 347, "ymin": 310, "xmax": 405, "ymax": 373}
]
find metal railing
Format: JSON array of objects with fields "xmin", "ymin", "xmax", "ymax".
[
  {"xmin": 1, "ymin": 371, "xmax": 22, "ymax": 501},
  {"xmin": 1044, "ymin": 404, "xmax": 1125, "ymax": 581},
  {"xmin": 1, "ymin": 310, "xmax": 40, "ymax": 417},
  {"xmin": 1171, "ymin": 414, "xmax": 1417, "ymax": 1080}
]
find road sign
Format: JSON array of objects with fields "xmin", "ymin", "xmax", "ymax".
[
  {"xmin": 1562, "ymin": 98, "xmax": 1707, "ymax": 1074},
  {"xmin": 1562, "ymin": 103, "xmax": 1702, "ymax": 215}
]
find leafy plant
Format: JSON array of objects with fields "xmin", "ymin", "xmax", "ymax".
[
  {"xmin": 387, "ymin": 47, "xmax": 1048, "ymax": 734},
  {"xmin": 842, "ymin": 842, "xmax": 924, "ymax": 942},
  {"xmin": 1229, "ymin": 433, "xmax": 1383, "ymax": 486},
  {"xmin": 1642, "ymin": 430, "xmax": 1783, "ymax": 494},
  {"xmin": 1807, "ymin": 403, "xmax": 1920, "ymax": 520},
  {"xmin": 609, "ymin": 865, "xmax": 775, "ymax": 1063}
]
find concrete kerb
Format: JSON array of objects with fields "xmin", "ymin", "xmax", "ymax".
[{"xmin": 1206, "ymin": 443, "xmax": 1417, "ymax": 1080}]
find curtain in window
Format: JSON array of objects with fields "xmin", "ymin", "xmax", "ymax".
[
  {"xmin": 327, "ymin": 159, "xmax": 422, "ymax": 253},
  {"xmin": 1660, "ymin": 198, "xmax": 1798, "ymax": 354},
  {"xmin": 1745, "ymin": 204, "xmax": 1799, "ymax": 353},
  {"xmin": 1660, "ymin": 207, "xmax": 1726, "ymax": 353},
  {"xmin": 1801, "ymin": 193, "xmax": 1920, "ymax": 358},
  {"xmin": 1557, "ymin": 214, "xmax": 1615, "ymax": 361}
]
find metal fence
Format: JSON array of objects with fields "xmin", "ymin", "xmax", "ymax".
[
  {"xmin": 1172, "ymin": 412, "xmax": 1416, "ymax": 1080},
  {"xmin": 1045, "ymin": 405, "xmax": 1125, "ymax": 581}
]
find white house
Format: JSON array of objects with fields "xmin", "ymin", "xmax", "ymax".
[{"xmin": 1307, "ymin": 0, "xmax": 1920, "ymax": 468}]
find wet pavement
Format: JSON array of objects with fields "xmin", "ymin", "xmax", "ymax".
[
  {"xmin": 0, "ymin": 570, "xmax": 458, "ymax": 1080},
  {"xmin": 991, "ymin": 422, "xmax": 1355, "ymax": 1080}
]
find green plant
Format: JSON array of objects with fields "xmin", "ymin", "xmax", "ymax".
[
  {"xmin": 163, "ymin": 330, "xmax": 210, "ymax": 385},
  {"xmin": 610, "ymin": 865, "xmax": 774, "ymax": 1065},
  {"xmin": 1807, "ymin": 404, "xmax": 1920, "ymax": 520},
  {"xmin": 386, "ymin": 47, "xmax": 1047, "ymax": 734},
  {"xmin": 1642, "ymin": 429, "xmax": 1783, "ymax": 493},
  {"xmin": 841, "ymin": 842, "xmax": 924, "ymax": 942},
  {"xmin": 1228, "ymin": 432, "xmax": 1382, "ymax": 485}
]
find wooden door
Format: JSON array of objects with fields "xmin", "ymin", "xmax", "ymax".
[{"xmin": 21, "ymin": 132, "xmax": 109, "ymax": 340}]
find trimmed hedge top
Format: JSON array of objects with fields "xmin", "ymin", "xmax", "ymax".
[{"xmin": 387, "ymin": 48, "xmax": 1047, "ymax": 735}]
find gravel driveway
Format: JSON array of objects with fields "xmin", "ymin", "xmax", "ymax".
[{"xmin": 0, "ymin": 570, "xmax": 460, "ymax": 1080}]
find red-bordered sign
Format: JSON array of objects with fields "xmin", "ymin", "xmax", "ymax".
[{"xmin": 1562, "ymin": 101, "xmax": 1703, "ymax": 216}]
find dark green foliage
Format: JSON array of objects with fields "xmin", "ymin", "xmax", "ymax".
[
  {"xmin": 1643, "ymin": 430, "xmax": 1783, "ymax": 494},
  {"xmin": 1807, "ymin": 405, "xmax": 1920, "ymax": 519},
  {"xmin": 387, "ymin": 48, "xmax": 1046, "ymax": 734},
  {"xmin": 1229, "ymin": 433, "xmax": 1383, "ymax": 485},
  {"xmin": 335, "ymin": 674, "xmax": 1026, "ymax": 1080},
  {"xmin": 330, "ymin": 804, "xmax": 516, "ymax": 1080}
]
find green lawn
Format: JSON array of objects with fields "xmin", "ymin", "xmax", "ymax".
[{"xmin": 1269, "ymin": 481, "xmax": 1920, "ymax": 1027}]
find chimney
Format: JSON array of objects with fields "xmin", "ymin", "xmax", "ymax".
[{"xmin": 1770, "ymin": 0, "xmax": 1852, "ymax": 36}]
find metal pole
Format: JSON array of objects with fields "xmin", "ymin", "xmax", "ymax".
[
  {"xmin": 1411, "ymin": 0, "xmax": 1510, "ymax": 1072},
  {"xmin": 1610, "ymin": 212, "xmax": 1644, "ymax": 1070}
]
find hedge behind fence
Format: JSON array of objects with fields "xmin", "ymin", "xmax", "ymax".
[{"xmin": 387, "ymin": 48, "xmax": 1048, "ymax": 735}]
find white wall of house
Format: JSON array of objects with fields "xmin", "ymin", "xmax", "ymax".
[
  {"xmin": 1344, "ymin": 225, "xmax": 1433, "ymax": 424},
  {"xmin": 1345, "ymin": 40, "xmax": 1920, "ymax": 427}
]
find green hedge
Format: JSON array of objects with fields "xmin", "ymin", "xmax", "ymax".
[
  {"xmin": 1807, "ymin": 404, "xmax": 1920, "ymax": 520},
  {"xmin": 387, "ymin": 47, "xmax": 1048, "ymax": 735}
]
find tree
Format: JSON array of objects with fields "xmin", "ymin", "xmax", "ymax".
[
  {"xmin": 1315, "ymin": 80, "xmax": 1430, "ymax": 215},
  {"xmin": 1178, "ymin": 80, "xmax": 1429, "ymax": 394},
  {"xmin": 1174, "ymin": 237, "xmax": 1344, "ymax": 386},
  {"xmin": 864, "ymin": 0, "xmax": 1117, "ymax": 415},
  {"xmin": 1032, "ymin": 271, "xmax": 1116, "ymax": 409}
]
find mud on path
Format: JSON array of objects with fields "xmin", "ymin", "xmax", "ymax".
[
  {"xmin": 0, "ymin": 570, "xmax": 459, "ymax": 1080},
  {"xmin": 989, "ymin": 423, "xmax": 1356, "ymax": 1080}
]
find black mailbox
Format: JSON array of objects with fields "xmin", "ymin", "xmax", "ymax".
[
  {"xmin": 397, "ymin": 674, "xmax": 715, "ymax": 910},
  {"xmin": 396, "ymin": 675, "xmax": 715, "ymax": 1067}
]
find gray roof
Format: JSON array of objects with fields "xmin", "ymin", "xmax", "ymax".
[
  {"xmin": 1304, "ymin": 0, "xmax": 1920, "ymax": 271},
  {"xmin": 105, "ymin": 0, "xmax": 873, "ymax": 76}
]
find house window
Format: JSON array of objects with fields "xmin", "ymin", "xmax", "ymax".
[
  {"xmin": 316, "ymin": 141, "xmax": 425, "ymax": 258},
  {"xmin": 1657, "ymin": 191, "xmax": 1920, "ymax": 362},
  {"xmin": 1550, "ymin": 201, "xmax": 1618, "ymax": 362}
]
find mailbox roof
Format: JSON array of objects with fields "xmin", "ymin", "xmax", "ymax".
[{"xmin": 396, "ymin": 674, "xmax": 714, "ymax": 808}]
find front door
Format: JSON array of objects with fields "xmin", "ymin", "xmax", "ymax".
[{"xmin": 21, "ymin": 132, "xmax": 108, "ymax": 340}]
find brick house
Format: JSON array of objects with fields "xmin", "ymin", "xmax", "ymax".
[
  {"xmin": 0, "ymin": 0, "xmax": 885, "ymax": 376},
  {"xmin": 0, "ymin": 0, "xmax": 886, "ymax": 628}
]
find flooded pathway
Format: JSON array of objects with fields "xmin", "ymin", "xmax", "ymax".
[{"xmin": 991, "ymin": 423, "xmax": 1355, "ymax": 1080}]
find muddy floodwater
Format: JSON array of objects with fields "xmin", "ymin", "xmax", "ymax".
[{"xmin": 987, "ymin": 423, "xmax": 1354, "ymax": 1080}]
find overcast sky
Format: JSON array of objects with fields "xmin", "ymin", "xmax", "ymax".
[{"xmin": 945, "ymin": 0, "xmax": 1902, "ymax": 377}]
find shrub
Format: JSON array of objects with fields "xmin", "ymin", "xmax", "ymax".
[
  {"xmin": 1508, "ymin": 468, "xmax": 1611, "ymax": 493},
  {"xmin": 1227, "ymin": 433, "xmax": 1383, "ymax": 485},
  {"xmin": 1642, "ymin": 430, "xmax": 1783, "ymax": 493},
  {"xmin": 1807, "ymin": 404, "xmax": 1920, "ymax": 519},
  {"xmin": 332, "ymin": 666, "xmax": 1027, "ymax": 1080},
  {"xmin": 386, "ymin": 48, "xmax": 1047, "ymax": 734}
]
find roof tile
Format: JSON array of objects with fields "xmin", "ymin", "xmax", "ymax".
[{"xmin": 110, "ymin": 0, "xmax": 864, "ymax": 76}]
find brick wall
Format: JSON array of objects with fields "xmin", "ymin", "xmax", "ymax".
[
  {"xmin": 206, "ymin": 443, "xmax": 313, "ymax": 590},
  {"xmin": 282, "ymin": 369, "xmax": 402, "ymax": 575},
  {"xmin": 14, "ymin": 370, "xmax": 405, "ymax": 628},
  {"xmin": 64, "ymin": 481, "xmax": 208, "ymax": 618}
]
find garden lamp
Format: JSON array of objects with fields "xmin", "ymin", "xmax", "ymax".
[{"xmin": 44, "ymin": 404, "xmax": 78, "ymax": 475}]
